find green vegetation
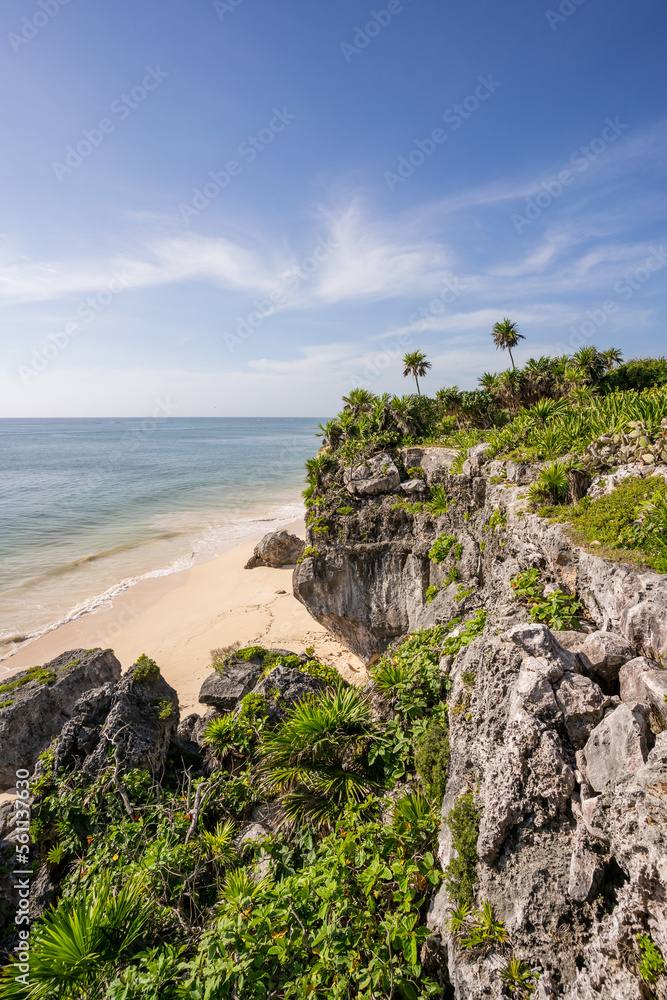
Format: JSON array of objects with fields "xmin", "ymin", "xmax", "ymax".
[
  {"xmin": 0, "ymin": 665, "xmax": 56, "ymax": 697},
  {"xmin": 499, "ymin": 957, "xmax": 539, "ymax": 997},
  {"xmin": 443, "ymin": 793, "xmax": 481, "ymax": 908},
  {"xmin": 425, "ymin": 584, "xmax": 440, "ymax": 603},
  {"xmin": 638, "ymin": 933, "xmax": 665, "ymax": 984},
  {"xmin": 511, "ymin": 569, "xmax": 584, "ymax": 630},
  {"xmin": 429, "ymin": 533, "xmax": 455, "ymax": 563},
  {"xmin": 415, "ymin": 709, "xmax": 450, "ymax": 805},
  {"xmin": 230, "ymin": 646, "xmax": 343, "ymax": 686},
  {"xmin": 491, "ymin": 317, "xmax": 524, "ymax": 369},
  {"xmin": 7, "ymin": 622, "xmax": 471, "ymax": 999},
  {"xmin": 425, "ymin": 484, "xmax": 449, "ymax": 515},
  {"xmin": 132, "ymin": 654, "xmax": 159, "ymax": 684},
  {"xmin": 544, "ymin": 474, "xmax": 667, "ymax": 572},
  {"xmin": 402, "ymin": 349, "xmax": 432, "ymax": 396}
]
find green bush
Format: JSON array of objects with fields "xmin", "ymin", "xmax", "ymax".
[
  {"xmin": 638, "ymin": 933, "xmax": 665, "ymax": 984},
  {"xmin": 429, "ymin": 534, "xmax": 455, "ymax": 563},
  {"xmin": 132, "ymin": 654, "xmax": 159, "ymax": 684},
  {"xmin": 415, "ymin": 711, "xmax": 450, "ymax": 805},
  {"xmin": 443, "ymin": 793, "xmax": 480, "ymax": 908},
  {"xmin": 510, "ymin": 569, "xmax": 584, "ymax": 630}
]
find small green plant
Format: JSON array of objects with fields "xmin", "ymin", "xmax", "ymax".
[
  {"xmin": 453, "ymin": 542, "xmax": 463, "ymax": 559},
  {"xmin": 443, "ymin": 793, "xmax": 480, "ymax": 908},
  {"xmin": 528, "ymin": 459, "xmax": 570, "ymax": 506},
  {"xmin": 499, "ymin": 957, "xmax": 539, "ymax": 997},
  {"xmin": 638, "ymin": 933, "xmax": 665, "ymax": 984},
  {"xmin": 461, "ymin": 670, "xmax": 475, "ymax": 687},
  {"xmin": 299, "ymin": 545, "xmax": 321, "ymax": 561},
  {"xmin": 443, "ymin": 565, "xmax": 461, "ymax": 585},
  {"xmin": 426, "ymin": 584, "xmax": 440, "ymax": 603},
  {"xmin": 429, "ymin": 534, "xmax": 455, "ymax": 563},
  {"xmin": 393, "ymin": 498, "xmax": 425, "ymax": 514},
  {"xmin": 46, "ymin": 844, "xmax": 65, "ymax": 866},
  {"xmin": 154, "ymin": 699, "xmax": 173, "ymax": 722},
  {"xmin": 459, "ymin": 901, "xmax": 508, "ymax": 949},
  {"xmin": 455, "ymin": 585, "xmax": 475, "ymax": 602},
  {"xmin": 485, "ymin": 509, "xmax": 507, "ymax": 533},
  {"xmin": 337, "ymin": 506, "xmax": 354, "ymax": 516},
  {"xmin": 510, "ymin": 569, "xmax": 584, "ymax": 630},
  {"xmin": 407, "ymin": 466, "xmax": 424, "ymax": 479},
  {"xmin": 132, "ymin": 654, "xmax": 159, "ymax": 684},
  {"xmin": 426, "ymin": 486, "xmax": 449, "ymax": 515},
  {"xmin": 0, "ymin": 665, "xmax": 56, "ymax": 697}
]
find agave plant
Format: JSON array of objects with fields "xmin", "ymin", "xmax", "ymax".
[{"xmin": 257, "ymin": 687, "xmax": 388, "ymax": 826}]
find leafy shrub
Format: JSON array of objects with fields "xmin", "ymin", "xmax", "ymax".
[
  {"xmin": 132, "ymin": 654, "xmax": 159, "ymax": 684},
  {"xmin": 443, "ymin": 793, "xmax": 480, "ymax": 908},
  {"xmin": 426, "ymin": 584, "xmax": 440, "ymax": 603},
  {"xmin": 407, "ymin": 465, "xmax": 424, "ymax": 479},
  {"xmin": 550, "ymin": 474, "xmax": 667, "ymax": 572},
  {"xmin": 429, "ymin": 534, "xmax": 455, "ymax": 563},
  {"xmin": 528, "ymin": 459, "xmax": 570, "ymax": 506},
  {"xmin": 638, "ymin": 933, "xmax": 665, "ymax": 984},
  {"xmin": 510, "ymin": 570, "xmax": 584, "ymax": 630}
]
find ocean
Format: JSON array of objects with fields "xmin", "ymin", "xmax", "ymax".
[{"xmin": 0, "ymin": 417, "xmax": 322, "ymax": 657}]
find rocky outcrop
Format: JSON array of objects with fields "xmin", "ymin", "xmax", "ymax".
[
  {"xmin": 293, "ymin": 445, "xmax": 667, "ymax": 997},
  {"xmin": 199, "ymin": 659, "xmax": 263, "ymax": 711},
  {"xmin": 50, "ymin": 655, "xmax": 179, "ymax": 779},
  {"xmin": 343, "ymin": 452, "xmax": 400, "ymax": 496},
  {"xmin": 294, "ymin": 449, "xmax": 667, "ymax": 667},
  {"xmin": 0, "ymin": 648, "xmax": 121, "ymax": 787},
  {"xmin": 245, "ymin": 530, "xmax": 305, "ymax": 569}
]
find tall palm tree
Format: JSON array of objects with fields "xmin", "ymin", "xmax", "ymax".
[
  {"xmin": 491, "ymin": 318, "xmax": 525, "ymax": 369},
  {"xmin": 402, "ymin": 350, "xmax": 432, "ymax": 396},
  {"xmin": 602, "ymin": 347, "xmax": 623, "ymax": 370}
]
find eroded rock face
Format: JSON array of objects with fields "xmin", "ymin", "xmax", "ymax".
[
  {"xmin": 619, "ymin": 656, "xmax": 667, "ymax": 730},
  {"xmin": 576, "ymin": 630, "xmax": 636, "ymax": 686},
  {"xmin": 577, "ymin": 702, "xmax": 650, "ymax": 793},
  {"xmin": 343, "ymin": 452, "xmax": 400, "ymax": 496},
  {"xmin": 0, "ymin": 648, "xmax": 121, "ymax": 787},
  {"xmin": 245, "ymin": 530, "xmax": 305, "ymax": 569}
]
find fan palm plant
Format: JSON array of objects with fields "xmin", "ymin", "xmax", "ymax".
[
  {"xmin": 342, "ymin": 387, "xmax": 375, "ymax": 416},
  {"xmin": 0, "ymin": 875, "xmax": 152, "ymax": 999},
  {"xmin": 402, "ymin": 350, "xmax": 432, "ymax": 396},
  {"xmin": 491, "ymin": 318, "xmax": 524, "ymax": 369},
  {"xmin": 257, "ymin": 687, "xmax": 388, "ymax": 827}
]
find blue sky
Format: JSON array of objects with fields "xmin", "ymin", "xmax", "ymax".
[{"xmin": 0, "ymin": 0, "xmax": 665, "ymax": 417}]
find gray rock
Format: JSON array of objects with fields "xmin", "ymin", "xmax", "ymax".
[
  {"xmin": 81, "ymin": 657, "xmax": 179, "ymax": 778},
  {"xmin": 578, "ymin": 702, "xmax": 650, "ymax": 793},
  {"xmin": 619, "ymin": 656, "xmax": 667, "ymax": 729},
  {"xmin": 401, "ymin": 478, "xmax": 426, "ymax": 494},
  {"xmin": 199, "ymin": 660, "xmax": 263, "ymax": 712},
  {"xmin": 343, "ymin": 452, "xmax": 400, "ymax": 496},
  {"xmin": 567, "ymin": 816, "xmax": 608, "ymax": 902},
  {"xmin": 0, "ymin": 648, "xmax": 121, "ymax": 787},
  {"xmin": 419, "ymin": 447, "xmax": 458, "ymax": 483},
  {"xmin": 253, "ymin": 665, "xmax": 325, "ymax": 721},
  {"xmin": 177, "ymin": 713, "xmax": 200, "ymax": 740},
  {"xmin": 577, "ymin": 630, "xmax": 636, "ymax": 685},
  {"xmin": 461, "ymin": 442, "xmax": 492, "ymax": 477},
  {"xmin": 244, "ymin": 530, "xmax": 305, "ymax": 569},
  {"xmin": 553, "ymin": 672, "xmax": 606, "ymax": 748}
]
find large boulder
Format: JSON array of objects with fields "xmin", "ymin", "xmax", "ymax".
[
  {"xmin": 199, "ymin": 659, "xmax": 263, "ymax": 712},
  {"xmin": 253, "ymin": 665, "xmax": 325, "ymax": 722},
  {"xmin": 343, "ymin": 453, "xmax": 400, "ymax": 496},
  {"xmin": 577, "ymin": 702, "xmax": 650, "ymax": 793},
  {"xmin": 619, "ymin": 656, "xmax": 667, "ymax": 729},
  {"xmin": 80, "ymin": 655, "xmax": 179, "ymax": 778},
  {"xmin": 0, "ymin": 648, "xmax": 121, "ymax": 787},
  {"xmin": 245, "ymin": 530, "xmax": 305, "ymax": 569},
  {"xmin": 553, "ymin": 672, "xmax": 607, "ymax": 749},
  {"xmin": 577, "ymin": 630, "xmax": 636, "ymax": 686}
]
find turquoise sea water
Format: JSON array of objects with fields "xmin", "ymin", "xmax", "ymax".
[{"xmin": 0, "ymin": 417, "xmax": 321, "ymax": 653}]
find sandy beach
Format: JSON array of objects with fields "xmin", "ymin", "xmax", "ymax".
[{"xmin": 0, "ymin": 522, "xmax": 365, "ymax": 715}]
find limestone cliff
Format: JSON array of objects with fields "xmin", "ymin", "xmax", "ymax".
[{"xmin": 293, "ymin": 446, "xmax": 667, "ymax": 1000}]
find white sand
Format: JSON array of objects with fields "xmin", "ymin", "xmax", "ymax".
[{"xmin": 1, "ymin": 525, "xmax": 365, "ymax": 715}]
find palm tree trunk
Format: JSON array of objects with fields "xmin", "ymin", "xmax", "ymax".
[
  {"xmin": 508, "ymin": 347, "xmax": 516, "ymax": 370},
  {"xmin": 414, "ymin": 374, "xmax": 421, "ymax": 396}
]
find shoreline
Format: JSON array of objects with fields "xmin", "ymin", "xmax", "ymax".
[{"xmin": 0, "ymin": 521, "xmax": 366, "ymax": 714}]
